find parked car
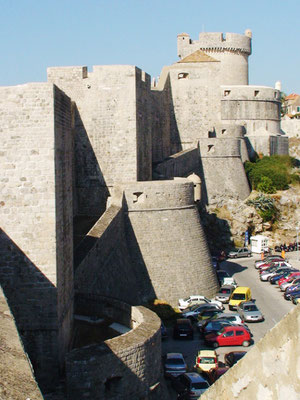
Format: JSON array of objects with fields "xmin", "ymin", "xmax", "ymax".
[
  {"xmin": 171, "ymin": 372, "xmax": 210, "ymax": 399},
  {"xmin": 284, "ymin": 285, "xmax": 300, "ymax": 300},
  {"xmin": 163, "ymin": 353, "xmax": 187, "ymax": 378},
  {"xmin": 173, "ymin": 319, "xmax": 194, "ymax": 340},
  {"xmin": 260, "ymin": 266, "xmax": 295, "ymax": 282},
  {"xmin": 237, "ymin": 301, "xmax": 264, "ymax": 322},
  {"xmin": 194, "ymin": 349, "xmax": 218, "ymax": 374},
  {"xmin": 201, "ymin": 366, "xmax": 229, "ymax": 385},
  {"xmin": 205, "ymin": 325, "xmax": 251, "ymax": 348},
  {"xmin": 224, "ymin": 351, "xmax": 247, "ymax": 367},
  {"xmin": 281, "ymin": 277, "xmax": 300, "ymax": 292},
  {"xmin": 254, "ymin": 255, "xmax": 284, "ymax": 269},
  {"xmin": 197, "ymin": 308, "xmax": 223, "ymax": 323},
  {"xmin": 278, "ymin": 272, "xmax": 300, "ymax": 287},
  {"xmin": 215, "ymin": 285, "xmax": 236, "ymax": 303},
  {"xmin": 216, "ymin": 270, "xmax": 237, "ymax": 286},
  {"xmin": 258, "ymin": 261, "xmax": 292, "ymax": 273},
  {"xmin": 291, "ymin": 293, "xmax": 300, "ymax": 304},
  {"xmin": 178, "ymin": 295, "xmax": 223, "ymax": 311},
  {"xmin": 213, "ymin": 312, "xmax": 245, "ymax": 325},
  {"xmin": 270, "ymin": 269, "xmax": 299, "ymax": 285},
  {"xmin": 182, "ymin": 303, "xmax": 223, "ymax": 321},
  {"xmin": 161, "ymin": 321, "xmax": 168, "ymax": 339},
  {"xmin": 228, "ymin": 287, "xmax": 252, "ymax": 310},
  {"xmin": 199, "ymin": 319, "xmax": 233, "ymax": 336},
  {"xmin": 228, "ymin": 247, "xmax": 252, "ymax": 259}
]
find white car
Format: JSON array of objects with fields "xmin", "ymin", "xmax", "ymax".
[{"xmin": 178, "ymin": 295, "xmax": 223, "ymax": 311}]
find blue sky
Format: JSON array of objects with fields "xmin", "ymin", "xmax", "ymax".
[{"xmin": 1, "ymin": 0, "xmax": 299, "ymax": 94}]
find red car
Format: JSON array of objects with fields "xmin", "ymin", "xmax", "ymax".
[
  {"xmin": 204, "ymin": 326, "xmax": 251, "ymax": 348},
  {"xmin": 278, "ymin": 272, "xmax": 300, "ymax": 287}
]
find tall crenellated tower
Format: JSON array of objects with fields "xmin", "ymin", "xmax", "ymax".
[{"xmin": 177, "ymin": 30, "xmax": 252, "ymax": 85}]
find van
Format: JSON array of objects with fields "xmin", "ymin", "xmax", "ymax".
[{"xmin": 229, "ymin": 287, "xmax": 251, "ymax": 310}]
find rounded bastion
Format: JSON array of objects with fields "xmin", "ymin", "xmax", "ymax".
[{"xmin": 123, "ymin": 180, "xmax": 219, "ymax": 305}]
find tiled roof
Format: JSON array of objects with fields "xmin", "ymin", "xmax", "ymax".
[
  {"xmin": 178, "ymin": 50, "xmax": 219, "ymax": 63},
  {"xmin": 285, "ymin": 93, "xmax": 300, "ymax": 100}
]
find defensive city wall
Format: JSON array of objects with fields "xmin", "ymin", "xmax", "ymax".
[{"xmin": 0, "ymin": 29, "xmax": 290, "ymax": 397}]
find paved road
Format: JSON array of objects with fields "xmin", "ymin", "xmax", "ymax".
[{"xmin": 162, "ymin": 253, "xmax": 298, "ymax": 397}]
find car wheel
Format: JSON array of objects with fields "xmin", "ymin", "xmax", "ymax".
[
  {"xmin": 242, "ymin": 340, "xmax": 250, "ymax": 347},
  {"xmin": 248, "ymin": 253, "xmax": 251, "ymax": 257},
  {"xmin": 213, "ymin": 342, "xmax": 219, "ymax": 348}
]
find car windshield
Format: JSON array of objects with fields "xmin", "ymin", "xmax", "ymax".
[
  {"xmin": 244, "ymin": 305, "xmax": 258, "ymax": 312},
  {"xmin": 232, "ymin": 293, "xmax": 246, "ymax": 300},
  {"xmin": 199, "ymin": 357, "xmax": 215, "ymax": 364},
  {"xmin": 220, "ymin": 288, "xmax": 231, "ymax": 294},
  {"xmin": 168, "ymin": 358, "xmax": 184, "ymax": 365},
  {"xmin": 192, "ymin": 382, "xmax": 209, "ymax": 390},
  {"xmin": 183, "ymin": 297, "xmax": 190, "ymax": 302}
]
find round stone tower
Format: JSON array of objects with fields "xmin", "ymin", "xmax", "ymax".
[
  {"xmin": 123, "ymin": 179, "xmax": 219, "ymax": 306},
  {"xmin": 177, "ymin": 30, "xmax": 252, "ymax": 85}
]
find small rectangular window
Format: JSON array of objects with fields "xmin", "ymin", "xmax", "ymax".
[
  {"xmin": 224, "ymin": 90, "xmax": 231, "ymax": 96},
  {"xmin": 254, "ymin": 90, "xmax": 259, "ymax": 97}
]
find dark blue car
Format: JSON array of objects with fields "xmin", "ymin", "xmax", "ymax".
[{"xmin": 284, "ymin": 285, "xmax": 300, "ymax": 300}]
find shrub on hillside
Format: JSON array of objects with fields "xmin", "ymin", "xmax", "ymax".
[
  {"xmin": 244, "ymin": 155, "xmax": 297, "ymax": 191},
  {"xmin": 246, "ymin": 194, "xmax": 278, "ymax": 222},
  {"xmin": 257, "ymin": 176, "xmax": 276, "ymax": 194}
]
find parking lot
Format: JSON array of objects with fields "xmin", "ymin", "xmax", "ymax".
[{"xmin": 162, "ymin": 251, "xmax": 299, "ymax": 397}]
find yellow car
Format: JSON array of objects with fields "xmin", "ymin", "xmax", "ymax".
[{"xmin": 195, "ymin": 350, "xmax": 218, "ymax": 373}]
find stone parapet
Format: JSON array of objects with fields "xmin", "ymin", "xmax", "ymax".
[{"xmin": 66, "ymin": 296, "xmax": 165, "ymax": 400}]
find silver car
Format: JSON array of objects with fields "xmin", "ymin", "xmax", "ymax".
[
  {"xmin": 215, "ymin": 285, "xmax": 235, "ymax": 303},
  {"xmin": 164, "ymin": 353, "xmax": 187, "ymax": 378},
  {"xmin": 237, "ymin": 301, "xmax": 264, "ymax": 322}
]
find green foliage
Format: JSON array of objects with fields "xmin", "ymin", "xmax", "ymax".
[
  {"xmin": 246, "ymin": 194, "xmax": 278, "ymax": 222},
  {"xmin": 257, "ymin": 176, "xmax": 276, "ymax": 194},
  {"xmin": 245, "ymin": 155, "xmax": 297, "ymax": 191}
]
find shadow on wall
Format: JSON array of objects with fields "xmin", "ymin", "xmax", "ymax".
[
  {"xmin": 74, "ymin": 200, "xmax": 157, "ymax": 306},
  {"xmin": 72, "ymin": 104, "xmax": 110, "ymax": 249},
  {"xmin": 197, "ymin": 207, "xmax": 234, "ymax": 253},
  {"xmin": 124, "ymin": 209, "xmax": 158, "ymax": 304},
  {"xmin": 0, "ymin": 229, "xmax": 60, "ymax": 394},
  {"xmin": 73, "ymin": 103, "xmax": 110, "ymax": 218},
  {"xmin": 198, "ymin": 148, "xmax": 209, "ymax": 205},
  {"xmin": 166, "ymin": 76, "xmax": 183, "ymax": 156},
  {"xmin": 244, "ymin": 136, "xmax": 258, "ymax": 161}
]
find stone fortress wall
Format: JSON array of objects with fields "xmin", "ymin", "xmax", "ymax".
[
  {"xmin": 0, "ymin": 29, "xmax": 291, "ymax": 398},
  {"xmin": 0, "ymin": 83, "xmax": 74, "ymax": 391}
]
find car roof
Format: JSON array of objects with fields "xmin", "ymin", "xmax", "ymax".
[
  {"xmin": 197, "ymin": 350, "xmax": 216, "ymax": 357},
  {"xmin": 232, "ymin": 286, "xmax": 250, "ymax": 293},
  {"xmin": 219, "ymin": 285, "xmax": 235, "ymax": 289},
  {"xmin": 223, "ymin": 325, "xmax": 245, "ymax": 331},
  {"xmin": 183, "ymin": 372, "xmax": 208, "ymax": 383},
  {"xmin": 240, "ymin": 301, "xmax": 256, "ymax": 306}
]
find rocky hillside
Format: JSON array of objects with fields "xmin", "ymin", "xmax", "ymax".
[{"xmin": 200, "ymin": 184, "xmax": 300, "ymax": 252}]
